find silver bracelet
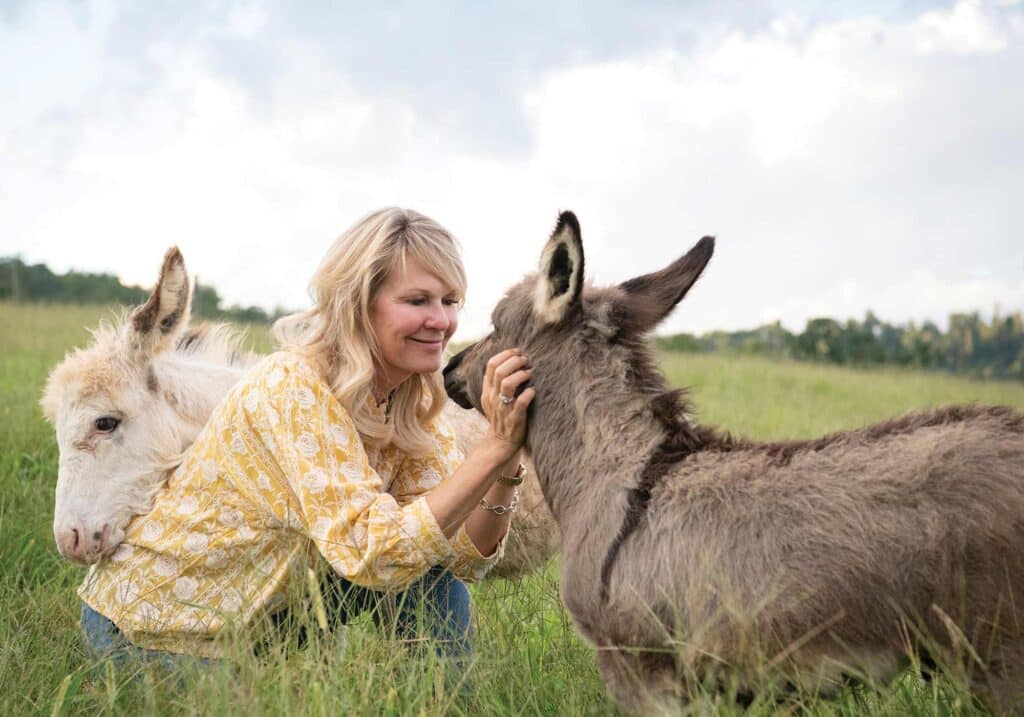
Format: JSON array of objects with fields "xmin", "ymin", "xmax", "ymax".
[{"xmin": 479, "ymin": 488, "xmax": 520, "ymax": 516}]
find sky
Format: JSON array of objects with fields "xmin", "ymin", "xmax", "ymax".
[{"xmin": 2, "ymin": 0, "xmax": 1023, "ymax": 339}]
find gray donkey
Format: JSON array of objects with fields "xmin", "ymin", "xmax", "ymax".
[{"xmin": 444, "ymin": 211, "xmax": 1024, "ymax": 715}]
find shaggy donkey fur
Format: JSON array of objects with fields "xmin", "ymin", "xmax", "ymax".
[
  {"xmin": 42, "ymin": 247, "xmax": 557, "ymax": 578},
  {"xmin": 444, "ymin": 211, "xmax": 1024, "ymax": 715}
]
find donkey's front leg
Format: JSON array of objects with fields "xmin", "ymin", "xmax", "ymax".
[{"xmin": 595, "ymin": 646, "xmax": 682, "ymax": 716}]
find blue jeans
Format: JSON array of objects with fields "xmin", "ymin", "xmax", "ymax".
[
  {"xmin": 81, "ymin": 565, "xmax": 472, "ymax": 662},
  {"xmin": 80, "ymin": 602, "xmax": 207, "ymax": 668},
  {"xmin": 318, "ymin": 565, "xmax": 473, "ymax": 658}
]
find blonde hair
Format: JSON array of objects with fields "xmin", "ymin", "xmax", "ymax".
[{"xmin": 273, "ymin": 207, "xmax": 467, "ymax": 455}]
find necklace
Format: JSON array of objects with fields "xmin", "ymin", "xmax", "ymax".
[{"xmin": 376, "ymin": 388, "xmax": 397, "ymax": 424}]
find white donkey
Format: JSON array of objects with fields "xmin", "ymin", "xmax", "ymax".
[{"xmin": 41, "ymin": 248, "xmax": 557, "ymax": 578}]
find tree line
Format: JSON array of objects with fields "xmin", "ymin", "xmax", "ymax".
[
  {"xmin": 4, "ymin": 255, "xmax": 1021, "ymax": 381},
  {"xmin": 657, "ymin": 311, "xmax": 1024, "ymax": 381},
  {"xmin": 0, "ymin": 256, "xmax": 287, "ymax": 325}
]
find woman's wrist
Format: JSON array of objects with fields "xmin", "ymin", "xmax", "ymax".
[
  {"xmin": 476, "ymin": 436, "xmax": 521, "ymax": 467},
  {"xmin": 484, "ymin": 479, "xmax": 516, "ymax": 499},
  {"xmin": 478, "ymin": 458, "xmax": 520, "ymax": 517}
]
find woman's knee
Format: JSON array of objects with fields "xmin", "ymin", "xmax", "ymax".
[
  {"xmin": 399, "ymin": 567, "xmax": 473, "ymax": 655},
  {"xmin": 80, "ymin": 603, "xmax": 123, "ymax": 659}
]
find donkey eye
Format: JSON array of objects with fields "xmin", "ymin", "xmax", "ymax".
[{"xmin": 94, "ymin": 417, "xmax": 121, "ymax": 433}]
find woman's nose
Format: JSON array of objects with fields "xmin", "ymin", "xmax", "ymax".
[{"xmin": 424, "ymin": 303, "xmax": 451, "ymax": 329}]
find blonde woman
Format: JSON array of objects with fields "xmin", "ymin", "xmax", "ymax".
[{"xmin": 79, "ymin": 208, "xmax": 534, "ymax": 660}]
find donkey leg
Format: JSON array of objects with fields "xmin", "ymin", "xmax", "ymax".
[{"xmin": 595, "ymin": 647, "xmax": 681, "ymax": 716}]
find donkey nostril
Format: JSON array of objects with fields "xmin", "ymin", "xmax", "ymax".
[{"xmin": 70, "ymin": 528, "xmax": 80, "ymax": 550}]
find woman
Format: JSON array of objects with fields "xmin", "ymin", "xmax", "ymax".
[{"xmin": 78, "ymin": 208, "xmax": 534, "ymax": 660}]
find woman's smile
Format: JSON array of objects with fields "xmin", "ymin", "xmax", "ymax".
[
  {"xmin": 408, "ymin": 336, "xmax": 444, "ymax": 348},
  {"xmin": 370, "ymin": 257, "xmax": 461, "ymax": 391}
]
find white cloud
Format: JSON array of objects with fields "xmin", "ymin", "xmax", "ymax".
[
  {"xmin": 912, "ymin": 0, "xmax": 1012, "ymax": 55},
  {"xmin": 2, "ymin": 1, "xmax": 1022, "ymax": 342},
  {"xmin": 224, "ymin": 1, "xmax": 268, "ymax": 37},
  {"xmin": 513, "ymin": 2, "xmax": 1024, "ymax": 336}
]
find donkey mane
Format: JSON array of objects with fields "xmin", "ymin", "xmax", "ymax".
[
  {"xmin": 174, "ymin": 322, "xmax": 253, "ymax": 369},
  {"xmin": 758, "ymin": 403, "xmax": 1024, "ymax": 467},
  {"xmin": 43, "ymin": 317, "xmax": 252, "ymax": 418},
  {"xmin": 596, "ymin": 311, "xmax": 749, "ymax": 601}
]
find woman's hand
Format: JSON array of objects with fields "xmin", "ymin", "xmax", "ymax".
[
  {"xmin": 479, "ymin": 348, "xmax": 536, "ymax": 457},
  {"xmin": 425, "ymin": 348, "xmax": 533, "ymax": 542}
]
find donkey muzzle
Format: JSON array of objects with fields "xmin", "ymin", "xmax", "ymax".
[
  {"xmin": 55, "ymin": 521, "xmax": 112, "ymax": 564},
  {"xmin": 443, "ymin": 347, "xmax": 474, "ymax": 410}
]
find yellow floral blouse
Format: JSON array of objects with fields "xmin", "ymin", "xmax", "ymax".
[{"xmin": 79, "ymin": 351, "xmax": 502, "ymax": 657}]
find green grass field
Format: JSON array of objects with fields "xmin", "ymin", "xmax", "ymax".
[{"xmin": 3, "ymin": 301, "xmax": 1024, "ymax": 716}]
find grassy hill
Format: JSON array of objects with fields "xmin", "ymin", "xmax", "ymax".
[{"xmin": 2, "ymin": 301, "xmax": 1023, "ymax": 715}]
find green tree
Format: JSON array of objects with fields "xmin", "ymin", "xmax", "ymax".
[{"xmin": 796, "ymin": 318, "xmax": 846, "ymax": 363}]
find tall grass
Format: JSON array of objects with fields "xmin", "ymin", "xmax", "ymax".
[{"xmin": 2, "ymin": 301, "xmax": 1023, "ymax": 715}]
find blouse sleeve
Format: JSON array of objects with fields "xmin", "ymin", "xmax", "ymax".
[
  {"xmin": 241, "ymin": 355, "xmax": 454, "ymax": 591},
  {"xmin": 390, "ymin": 411, "xmax": 507, "ymax": 582}
]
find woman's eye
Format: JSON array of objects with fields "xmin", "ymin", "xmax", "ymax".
[
  {"xmin": 94, "ymin": 417, "xmax": 121, "ymax": 433},
  {"xmin": 407, "ymin": 298, "xmax": 427, "ymax": 306},
  {"xmin": 443, "ymin": 298, "xmax": 461, "ymax": 307}
]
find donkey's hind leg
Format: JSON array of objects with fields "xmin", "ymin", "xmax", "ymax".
[{"xmin": 595, "ymin": 647, "xmax": 681, "ymax": 716}]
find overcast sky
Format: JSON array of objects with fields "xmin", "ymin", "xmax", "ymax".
[{"xmin": 2, "ymin": 0, "xmax": 1023, "ymax": 338}]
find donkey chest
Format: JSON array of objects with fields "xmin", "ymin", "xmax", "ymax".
[{"xmin": 559, "ymin": 551, "xmax": 674, "ymax": 649}]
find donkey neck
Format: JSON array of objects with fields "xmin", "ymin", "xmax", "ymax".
[
  {"xmin": 151, "ymin": 352, "xmax": 249, "ymax": 445},
  {"xmin": 526, "ymin": 363, "xmax": 686, "ymax": 551}
]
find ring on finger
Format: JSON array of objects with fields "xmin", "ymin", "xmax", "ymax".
[{"xmin": 500, "ymin": 395, "xmax": 514, "ymax": 405}]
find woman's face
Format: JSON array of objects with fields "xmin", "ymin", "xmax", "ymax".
[{"xmin": 370, "ymin": 256, "xmax": 461, "ymax": 390}]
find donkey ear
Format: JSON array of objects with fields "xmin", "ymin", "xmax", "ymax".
[
  {"xmin": 128, "ymin": 247, "xmax": 191, "ymax": 356},
  {"xmin": 616, "ymin": 236, "xmax": 714, "ymax": 334},
  {"xmin": 533, "ymin": 211, "xmax": 585, "ymax": 325}
]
